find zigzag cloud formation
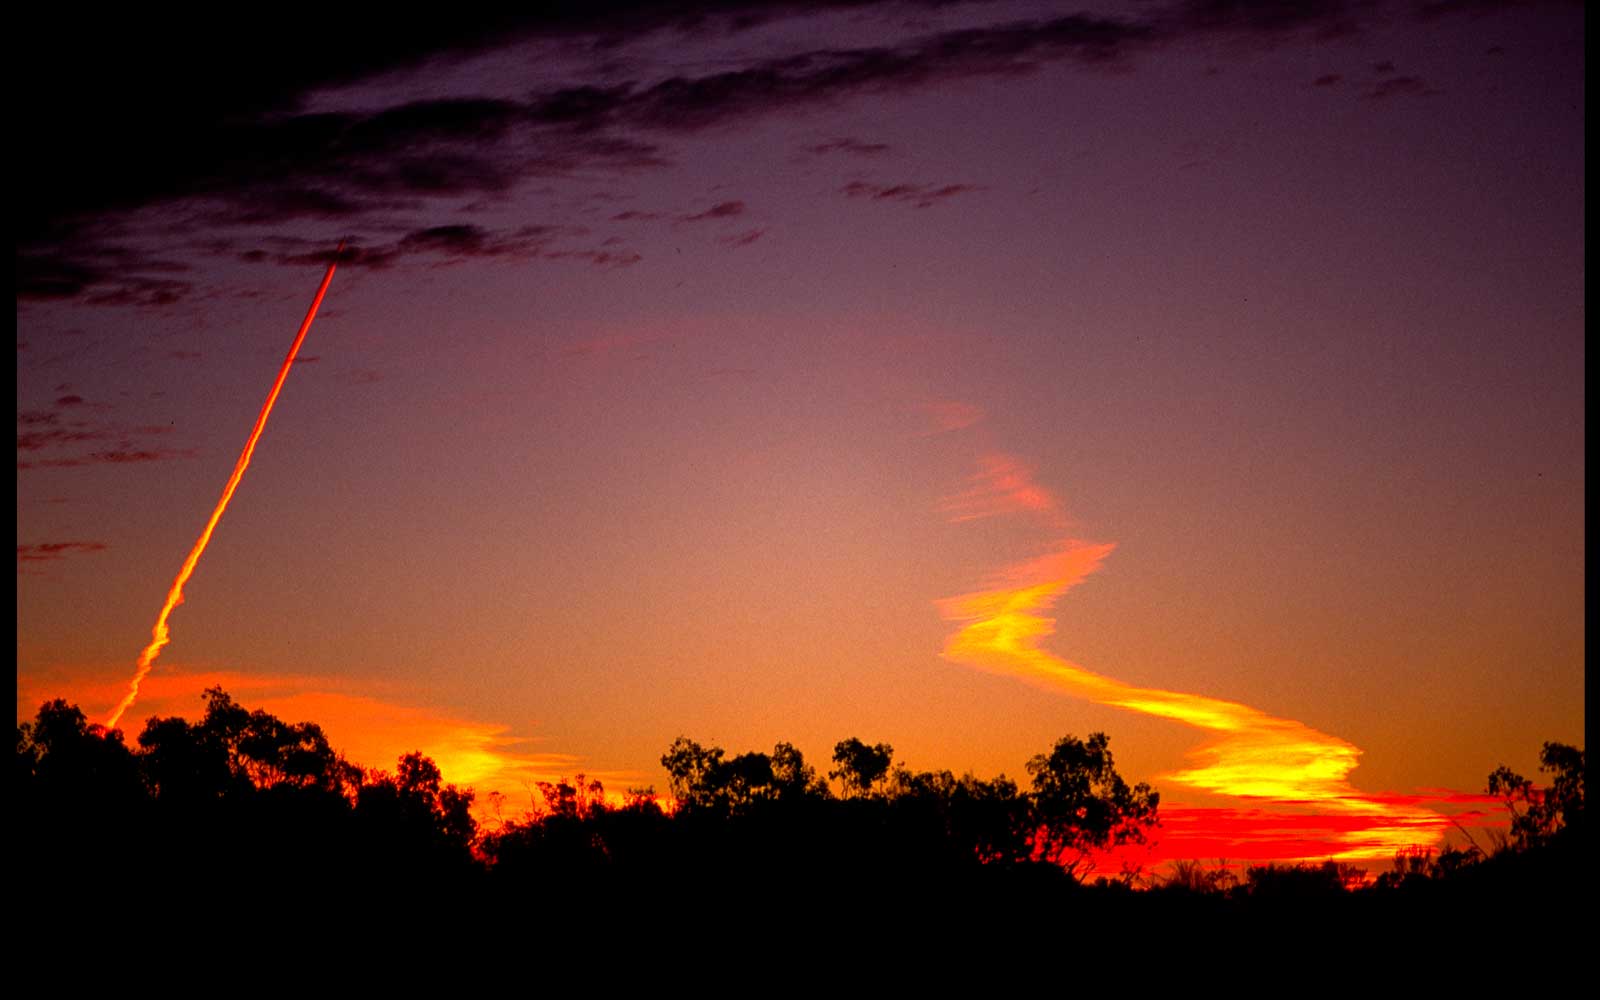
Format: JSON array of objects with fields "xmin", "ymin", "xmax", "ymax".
[{"xmin": 934, "ymin": 444, "xmax": 1451, "ymax": 861}]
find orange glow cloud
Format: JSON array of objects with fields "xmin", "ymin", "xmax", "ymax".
[
  {"xmin": 21, "ymin": 669, "xmax": 639, "ymax": 822},
  {"xmin": 1084, "ymin": 797, "xmax": 1498, "ymax": 879},
  {"xmin": 937, "ymin": 451, "xmax": 1455, "ymax": 863}
]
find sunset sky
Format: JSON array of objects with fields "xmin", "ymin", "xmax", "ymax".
[{"xmin": 17, "ymin": 1, "xmax": 1583, "ymax": 866}]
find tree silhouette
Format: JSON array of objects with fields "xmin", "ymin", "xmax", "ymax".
[
  {"xmin": 831, "ymin": 737, "xmax": 893, "ymax": 798},
  {"xmin": 885, "ymin": 766, "xmax": 1032, "ymax": 865},
  {"xmin": 535, "ymin": 774, "xmax": 606, "ymax": 819},
  {"xmin": 659, "ymin": 736, "xmax": 824, "ymax": 814},
  {"xmin": 1242, "ymin": 860, "xmax": 1365, "ymax": 899},
  {"xmin": 17, "ymin": 699, "xmax": 151, "ymax": 901},
  {"xmin": 1025, "ymin": 732, "xmax": 1159, "ymax": 879},
  {"xmin": 1488, "ymin": 741, "xmax": 1585, "ymax": 850},
  {"xmin": 1160, "ymin": 859, "xmax": 1237, "ymax": 894},
  {"xmin": 136, "ymin": 688, "xmax": 362, "ymax": 803},
  {"xmin": 138, "ymin": 713, "xmax": 234, "ymax": 801},
  {"xmin": 21, "ymin": 685, "xmax": 1588, "ymax": 943},
  {"xmin": 17, "ymin": 699, "xmax": 144, "ymax": 808},
  {"xmin": 771, "ymin": 741, "xmax": 825, "ymax": 798},
  {"xmin": 660, "ymin": 736, "xmax": 726, "ymax": 810}
]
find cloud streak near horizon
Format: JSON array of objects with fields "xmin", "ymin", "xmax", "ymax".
[{"xmin": 17, "ymin": 669, "xmax": 639, "ymax": 821}]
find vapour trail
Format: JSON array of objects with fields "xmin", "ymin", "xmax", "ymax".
[
  {"xmin": 936, "ymin": 450, "xmax": 1450, "ymax": 859},
  {"xmin": 105, "ymin": 252, "xmax": 341, "ymax": 730}
]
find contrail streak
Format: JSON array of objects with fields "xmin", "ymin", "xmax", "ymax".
[{"xmin": 105, "ymin": 251, "xmax": 341, "ymax": 730}]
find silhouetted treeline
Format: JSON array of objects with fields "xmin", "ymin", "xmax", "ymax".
[
  {"xmin": 13, "ymin": 689, "xmax": 1586, "ymax": 947},
  {"xmin": 16, "ymin": 689, "xmax": 480, "ymax": 919}
]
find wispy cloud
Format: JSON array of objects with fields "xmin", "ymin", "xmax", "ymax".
[
  {"xmin": 803, "ymin": 136, "xmax": 891, "ymax": 157},
  {"xmin": 840, "ymin": 181, "xmax": 979, "ymax": 208},
  {"xmin": 680, "ymin": 200, "xmax": 746, "ymax": 222},
  {"xmin": 18, "ymin": 541, "xmax": 108, "ymax": 562},
  {"xmin": 19, "ymin": 448, "xmax": 196, "ymax": 470},
  {"xmin": 20, "ymin": 1, "xmax": 1500, "ymax": 304},
  {"xmin": 18, "ymin": 401, "xmax": 193, "ymax": 471},
  {"xmin": 938, "ymin": 453, "xmax": 1062, "ymax": 524},
  {"xmin": 1366, "ymin": 74, "xmax": 1440, "ymax": 99},
  {"xmin": 241, "ymin": 224, "xmax": 636, "ymax": 272}
]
